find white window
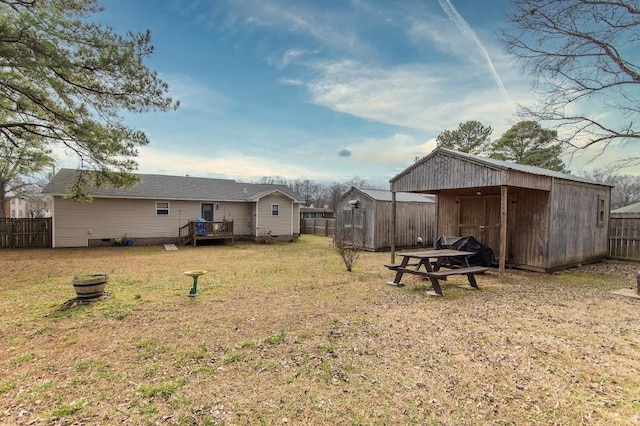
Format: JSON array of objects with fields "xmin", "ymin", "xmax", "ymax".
[
  {"xmin": 271, "ymin": 204, "xmax": 279, "ymax": 216},
  {"xmin": 156, "ymin": 201, "xmax": 170, "ymax": 215}
]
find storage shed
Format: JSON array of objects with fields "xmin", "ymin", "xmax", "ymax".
[
  {"xmin": 389, "ymin": 148, "xmax": 612, "ymax": 274},
  {"xmin": 336, "ymin": 187, "xmax": 436, "ymax": 251}
]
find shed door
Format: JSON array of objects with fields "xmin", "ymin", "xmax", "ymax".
[
  {"xmin": 458, "ymin": 196, "xmax": 501, "ymax": 256},
  {"xmin": 343, "ymin": 208, "xmax": 365, "ymax": 246}
]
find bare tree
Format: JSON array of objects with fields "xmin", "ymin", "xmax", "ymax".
[
  {"xmin": 255, "ymin": 176, "xmax": 289, "ymax": 185},
  {"xmin": 289, "ymin": 179, "xmax": 321, "ymax": 206},
  {"xmin": 317, "ymin": 177, "xmax": 369, "ymax": 212},
  {"xmin": 501, "ymin": 0, "xmax": 640, "ymax": 167},
  {"xmin": 581, "ymin": 169, "xmax": 640, "ymax": 209}
]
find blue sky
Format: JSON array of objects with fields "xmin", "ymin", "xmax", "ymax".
[{"xmin": 57, "ymin": 0, "xmax": 632, "ymax": 186}]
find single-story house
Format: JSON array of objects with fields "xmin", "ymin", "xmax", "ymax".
[
  {"xmin": 42, "ymin": 169, "xmax": 305, "ymax": 248},
  {"xmin": 390, "ymin": 148, "xmax": 612, "ymax": 274},
  {"xmin": 336, "ymin": 187, "xmax": 436, "ymax": 251}
]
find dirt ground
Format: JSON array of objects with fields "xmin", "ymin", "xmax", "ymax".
[{"xmin": 1, "ymin": 236, "xmax": 639, "ymax": 425}]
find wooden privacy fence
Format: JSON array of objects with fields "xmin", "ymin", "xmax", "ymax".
[
  {"xmin": 608, "ymin": 217, "xmax": 640, "ymax": 261},
  {"xmin": 0, "ymin": 218, "xmax": 52, "ymax": 248},
  {"xmin": 301, "ymin": 218, "xmax": 335, "ymax": 237}
]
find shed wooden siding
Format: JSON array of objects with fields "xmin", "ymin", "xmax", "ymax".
[
  {"xmin": 436, "ymin": 190, "xmax": 515, "ymax": 259},
  {"xmin": 392, "ymin": 153, "xmax": 554, "ymax": 193},
  {"xmin": 505, "ymin": 170, "xmax": 553, "ymax": 191},
  {"xmin": 51, "ymin": 197, "xmax": 254, "ymax": 247},
  {"xmin": 338, "ymin": 191, "xmax": 376, "ymax": 249},
  {"xmin": 389, "ymin": 201, "xmax": 436, "ymax": 250},
  {"xmin": 546, "ymin": 180, "xmax": 609, "ymax": 269},
  {"xmin": 434, "ymin": 183, "xmax": 607, "ymax": 271},
  {"xmin": 507, "ymin": 188, "xmax": 549, "ymax": 269},
  {"xmin": 255, "ymin": 194, "xmax": 297, "ymax": 237},
  {"xmin": 337, "ymin": 189, "xmax": 435, "ymax": 251},
  {"xmin": 392, "ymin": 155, "xmax": 506, "ymax": 192},
  {"xmin": 390, "ymin": 149, "xmax": 611, "ymax": 272}
]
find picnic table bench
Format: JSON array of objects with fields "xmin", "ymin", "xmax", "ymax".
[{"xmin": 385, "ymin": 249, "xmax": 488, "ymax": 296}]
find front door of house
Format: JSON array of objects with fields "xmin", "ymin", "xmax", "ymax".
[
  {"xmin": 201, "ymin": 203, "xmax": 215, "ymax": 221},
  {"xmin": 458, "ymin": 196, "xmax": 501, "ymax": 257}
]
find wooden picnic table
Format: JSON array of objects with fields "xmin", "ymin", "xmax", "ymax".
[{"xmin": 385, "ymin": 249, "xmax": 489, "ymax": 296}]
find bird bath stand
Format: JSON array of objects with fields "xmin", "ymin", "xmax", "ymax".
[{"xmin": 184, "ymin": 270, "xmax": 207, "ymax": 297}]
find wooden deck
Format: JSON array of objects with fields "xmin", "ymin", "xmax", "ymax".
[{"xmin": 179, "ymin": 220, "xmax": 234, "ymax": 246}]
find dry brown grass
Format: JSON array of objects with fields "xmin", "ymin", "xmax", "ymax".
[{"xmin": 1, "ymin": 235, "xmax": 639, "ymax": 425}]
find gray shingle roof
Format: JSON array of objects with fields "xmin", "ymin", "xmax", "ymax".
[
  {"xmin": 42, "ymin": 169, "xmax": 305, "ymax": 202},
  {"xmin": 357, "ymin": 187, "xmax": 435, "ymax": 203}
]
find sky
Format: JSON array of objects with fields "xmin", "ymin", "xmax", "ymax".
[{"xmin": 56, "ymin": 0, "xmax": 635, "ymax": 187}]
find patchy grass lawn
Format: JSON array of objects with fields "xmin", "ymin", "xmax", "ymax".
[{"xmin": 1, "ymin": 235, "xmax": 639, "ymax": 425}]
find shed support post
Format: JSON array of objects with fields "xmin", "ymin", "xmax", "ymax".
[
  {"xmin": 499, "ymin": 185, "xmax": 507, "ymax": 279},
  {"xmin": 391, "ymin": 191, "xmax": 396, "ymax": 264}
]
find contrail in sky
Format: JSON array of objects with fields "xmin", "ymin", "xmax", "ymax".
[{"xmin": 438, "ymin": 0, "xmax": 515, "ymax": 109}]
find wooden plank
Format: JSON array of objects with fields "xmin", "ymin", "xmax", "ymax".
[
  {"xmin": 0, "ymin": 218, "xmax": 52, "ymax": 248},
  {"xmin": 499, "ymin": 185, "xmax": 507, "ymax": 279},
  {"xmin": 426, "ymin": 266, "xmax": 489, "ymax": 278}
]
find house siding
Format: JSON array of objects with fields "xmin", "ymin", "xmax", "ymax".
[
  {"xmin": 52, "ymin": 197, "xmax": 263, "ymax": 247},
  {"xmin": 256, "ymin": 194, "xmax": 295, "ymax": 237},
  {"xmin": 217, "ymin": 202, "xmax": 252, "ymax": 236},
  {"xmin": 52, "ymin": 197, "xmax": 198, "ymax": 247}
]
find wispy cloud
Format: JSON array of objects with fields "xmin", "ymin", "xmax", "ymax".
[
  {"xmin": 212, "ymin": 0, "xmax": 366, "ymax": 55},
  {"xmin": 344, "ymin": 133, "xmax": 435, "ymax": 165},
  {"xmin": 162, "ymin": 73, "xmax": 229, "ymax": 114},
  {"xmin": 438, "ymin": 0, "xmax": 515, "ymax": 109},
  {"xmin": 304, "ymin": 59, "xmax": 520, "ymax": 134},
  {"xmin": 137, "ymin": 147, "xmax": 334, "ymax": 181},
  {"xmin": 273, "ymin": 48, "xmax": 315, "ymax": 69}
]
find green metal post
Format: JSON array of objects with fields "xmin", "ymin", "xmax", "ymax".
[{"xmin": 189, "ymin": 276, "xmax": 199, "ymax": 297}]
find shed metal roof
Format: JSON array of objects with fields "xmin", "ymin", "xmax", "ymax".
[
  {"xmin": 611, "ymin": 201, "xmax": 640, "ymax": 214},
  {"xmin": 42, "ymin": 169, "xmax": 305, "ymax": 203}
]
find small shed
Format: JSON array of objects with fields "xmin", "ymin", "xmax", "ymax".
[
  {"xmin": 336, "ymin": 187, "xmax": 436, "ymax": 251},
  {"xmin": 390, "ymin": 148, "xmax": 612, "ymax": 273}
]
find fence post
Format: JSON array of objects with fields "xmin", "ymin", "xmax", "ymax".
[
  {"xmin": 8, "ymin": 219, "xmax": 13, "ymax": 248},
  {"xmin": 636, "ymin": 271, "xmax": 639, "ymax": 296}
]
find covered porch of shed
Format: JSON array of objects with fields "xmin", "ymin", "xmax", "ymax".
[{"xmin": 390, "ymin": 185, "xmax": 523, "ymax": 278}]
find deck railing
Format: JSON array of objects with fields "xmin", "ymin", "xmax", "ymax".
[{"xmin": 179, "ymin": 220, "xmax": 234, "ymax": 246}]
